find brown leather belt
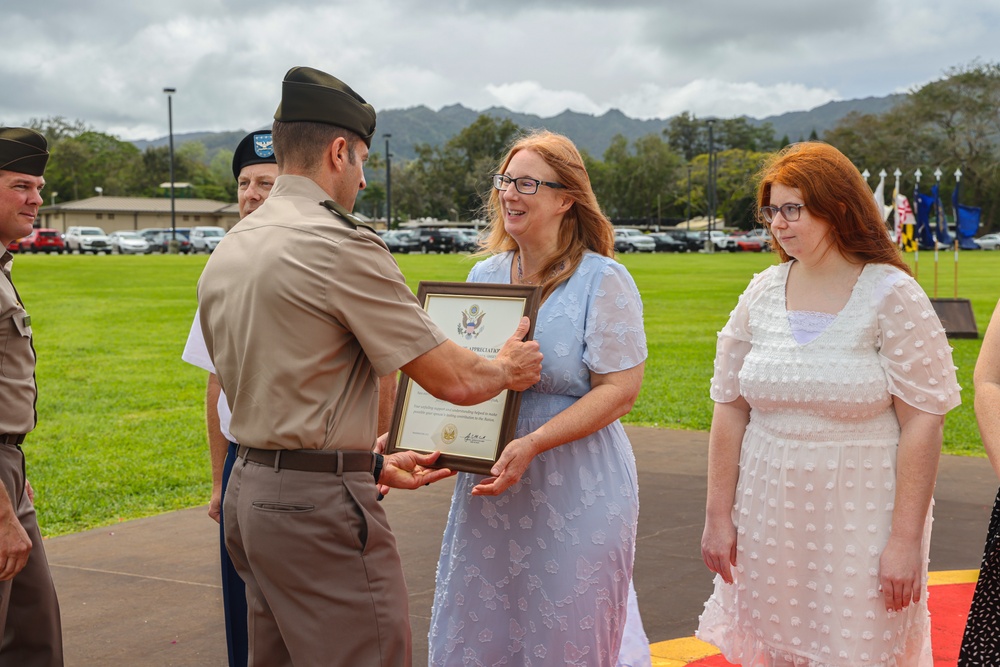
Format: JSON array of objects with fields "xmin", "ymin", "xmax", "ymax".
[
  {"xmin": 237, "ymin": 446, "xmax": 376, "ymax": 474},
  {"xmin": 0, "ymin": 434, "xmax": 25, "ymax": 446}
]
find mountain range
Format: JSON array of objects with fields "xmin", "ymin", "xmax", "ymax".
[{"xmin": 133, "ymin": 93, "xmax": 905, "ymax": 164}]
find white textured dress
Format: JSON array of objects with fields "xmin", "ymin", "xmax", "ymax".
[
  {"xmin": 697, "ymin": 262, "xmax": 961, "ymax": 666},
  {"xmin": 428, "ymin": 251, "xmax": 649, "ymax": 667}
]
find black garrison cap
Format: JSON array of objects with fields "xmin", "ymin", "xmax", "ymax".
[
  {"xmin": 0, "ymin": 127, "xmax": 49, "ymax": 176},
  {"xmin": 273, "ymin": 66, "xmax": 377, "ymax": 147},
  {"xmin": 232, "ymin": 130, "xmax": 277, "ymax": 180}
]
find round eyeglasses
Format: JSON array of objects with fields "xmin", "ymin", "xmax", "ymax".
[
  {"xmin": 493, "ymin": 173, "xmax": 566, "ymax": 196},
  {"xmin": 759, "ymin": 203, "xmax": 807, "ymax": 223}
]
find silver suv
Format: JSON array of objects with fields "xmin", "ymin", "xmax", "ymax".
[
  {"xmin": 614, "ymin": 228, "xmax": 655, "ymax": 253},
  {"xmin": 65, "ymin": 226, "xmax": 112, "ymax": 254},
  {"xmin": 189, "ymin": 226, "xmax": 226, "ymax": 253}
]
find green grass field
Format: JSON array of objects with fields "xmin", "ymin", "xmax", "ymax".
[{"xmin": 11, "ymin": 249, "xmax": 998, "ymax": 535}]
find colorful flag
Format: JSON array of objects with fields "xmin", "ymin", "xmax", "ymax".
[
  {"xmin": 873, "ymin": 177, "xmax": 891, "ymax": 222},
  {"xmin": 935, "ymin": 184, "xmax": 953, "ymax": 246},
  {"xmin": 915, "ymin": 190, "xmax": 937, "ymax": 249},
  {"xmin": 952, "ymin": 180, "xmax": 982, "ymax": 249},
  {"xmin": 897, "ymin": 194, "xmax": 917, "ymax": 252}
]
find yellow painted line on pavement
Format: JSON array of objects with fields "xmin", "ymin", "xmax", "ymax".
[
  {"xmin": 647, "ymin": 569, "xmax": 979, "ymax": 666},
  {"xmin": 649, "ymin": 636, "xmax": 720, "ymax": 666}
]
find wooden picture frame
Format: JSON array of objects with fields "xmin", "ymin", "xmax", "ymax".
[{"xmin": 386, "ymin": 281, "xmax": 540, "ymax": 474}]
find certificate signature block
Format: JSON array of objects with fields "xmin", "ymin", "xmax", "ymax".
[{"xmin": 386, "ymin": 281, "xmax": 540, "ymax": 474}]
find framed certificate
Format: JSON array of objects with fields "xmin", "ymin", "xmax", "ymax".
[{"xmin": 386, "ymin": 281, "xmax": 540, "ymax": 474}]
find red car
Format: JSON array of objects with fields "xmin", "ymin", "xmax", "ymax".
[
  {"xmin": 726, "ymin": 230, "xmax": 767, "ymax": 252},
  {"xmin": 18, "ymin": 228, "xmax": 66, "ymax": 254}
]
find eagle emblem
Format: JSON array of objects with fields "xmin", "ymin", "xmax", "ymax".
[
  {"xmin": 253, "ymin": 133, "xmax": 274, "ymax": 158},
  {"xmin": 458, "ymin": 304, "xmax": 485, "ymax": 339}
]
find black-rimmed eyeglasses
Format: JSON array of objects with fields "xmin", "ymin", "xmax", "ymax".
[
  {"xmin": 492, "ymin": 174, "xmax": 566, "ymax": 195},
  {"xmin": 759, "ymin": 203, "xmax": 807, "ymax": 223}
]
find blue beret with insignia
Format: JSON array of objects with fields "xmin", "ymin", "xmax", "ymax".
[{"xmin": 232, "ymin": 130, "xmax": 277, "ymax": 180}]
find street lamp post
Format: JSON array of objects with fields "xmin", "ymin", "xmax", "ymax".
[
  {"xmin": 706, "ymin": 119, "xmax": 716, "ymax": 252},
  {"xmin": 686, "ymin": 164, "xmax": 692, "ymax": 231},
  {"xmin": 163, "ymin": 87, "xmax": 177, "ymax": 253},
  {"xmin": 384, "ymin": 134, "xmax": 392, "ymax": 230}
]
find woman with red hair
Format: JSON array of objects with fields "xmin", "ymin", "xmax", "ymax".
[{"xmin": 698, "ymin": 142, "xmax": 961, "ymax": 665}]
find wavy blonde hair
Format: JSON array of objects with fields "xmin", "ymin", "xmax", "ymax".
[{"xmin": 478, "ymin": 131, "xmax": 615, "ymax": 301}]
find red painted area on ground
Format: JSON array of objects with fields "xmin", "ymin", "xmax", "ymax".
[{"xmin": 687, "ymin": 582, "xmax": 975, "ymax": 666}]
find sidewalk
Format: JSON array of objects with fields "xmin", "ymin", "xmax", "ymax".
[{"xmin": 45, "ymin": 426, "xmax": 996, "ymax": 666}]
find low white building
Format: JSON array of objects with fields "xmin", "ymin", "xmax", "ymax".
[{"xmin": 38, "ymin": 196, "xmax": 240, "ymax": 234}]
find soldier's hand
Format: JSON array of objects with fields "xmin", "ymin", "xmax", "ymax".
[
  {"xmin": 379, "ymin": 450, "xmax": 454, "ymax": 490},
  {"xmin": 496, "ymin": 316, "xmax": 542, "ymax": 392}
]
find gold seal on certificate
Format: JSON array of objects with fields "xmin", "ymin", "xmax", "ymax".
[{"xmin": 386, "ymin": 281, "xmax": 540, "ymax": 474}]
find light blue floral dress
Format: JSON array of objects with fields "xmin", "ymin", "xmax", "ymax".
[{"xmin": 428, "ymin": 251, "xmax": 649, "ymax": 666}]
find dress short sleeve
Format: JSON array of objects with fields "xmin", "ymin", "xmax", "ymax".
[
  {"xmin": 875, "ymin": 269, "xmax": 961, "ymax": 414},
  {"xmin": 582, "ymin": 260, "xmax": 647, "ymax": 374},
  {"xmin": 181, "ymin": 308, "xmax": 214, "ymax": 374},
  {"xmin": 710, "ymin": 269, "xmax": 771, "ymax": 403}
]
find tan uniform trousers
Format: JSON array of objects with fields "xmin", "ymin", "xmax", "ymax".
[
  {"xmin": 224, "ymin": 454, "xmax": 410, "ymax": 667},
  {"xmin": 0, "ymin": 445, "xmax": 63, "ymax": 667}
]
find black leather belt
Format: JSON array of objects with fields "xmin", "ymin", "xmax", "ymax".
[
  {"xmin": 0, "ymin": 434, "xmax": 25, "ymax": 446},
  {"xmin": 237, "ymin": 446, "xmax": 376, "ymax": 474}
]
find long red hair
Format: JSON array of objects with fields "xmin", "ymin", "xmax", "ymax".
[{"xmin": 756, "ymin": 142, "xmax": 909, "ymax": 274}]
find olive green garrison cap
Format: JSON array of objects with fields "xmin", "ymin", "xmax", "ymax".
[{"xmin": 274, "ymin": 66, "xmax": 377, "ymax": 147}]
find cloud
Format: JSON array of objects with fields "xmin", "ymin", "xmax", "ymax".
[
  {"xmin": 616, "ymin": 80, "xmax": 841, "ymax": 120},
  {"xmin": 484, "ymin": 82, "xmax": 606, "ymax": 117},
  {"xmin": 3, "ymin": 0, "xmax": 1000, "ymax": 140}
]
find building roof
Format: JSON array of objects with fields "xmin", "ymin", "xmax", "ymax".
[{"xmin": 40, "ymin": 196, "xmax": 235, "ymax": 215}]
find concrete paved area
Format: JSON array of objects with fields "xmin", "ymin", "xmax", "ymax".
[{"xmin": 44, "ymin": 426, "xmax": 996, "ymax": 666}]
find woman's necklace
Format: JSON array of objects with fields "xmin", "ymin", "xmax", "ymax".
[{"xmin": 515, "ymin": 252, "xmax": 565, "ymax": 285}]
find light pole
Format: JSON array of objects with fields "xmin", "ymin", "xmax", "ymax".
[
  {"xmin": 705, "ymin": 119, "xmax": 716, "ymax": 252},
  {"xmin": 163, "ymin": 87, "xmax": 177, "ymax": 252},
  {"xmin": 686, "ymin": 164, "xmax": 692, "ymax": 230},
  {"xmin": 384, "ymin": 134, "xmax": 392, "ymax": 230}
]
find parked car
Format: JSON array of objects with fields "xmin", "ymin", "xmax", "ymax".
[
  {"xmin": 614, "ymin": 228, "xmax": 655, "ymax": 253},
  {"xmin": 108, "ymin": 231, "xmax": 151, "ymax": 255},
  {"xmin": 647, "ymin": 232, "xmax": 686, "ymax": 252},
  {"xmin": 65, "ymin": 226, "xmax": 112, "ymax": 254},
  {"xmin": 974, "ymin": 233, "xmax": 1000, "ymax": 250},
  {"xmin": 661, "ymin": 230, "xmax": 703, "ymax": 252},
  {"xmin": 6, "ymin": 238, "xmax": 21, "ymax": 253},
  {"xmin": 18, "ymin": 228, "xmax": 65, "ymax": 254},
  {"xmin": 724, "ymin": 230, "xmax": 766, "ymax": 252},
  {"xmin": 413, "ymin": 228, "xmax": 455, "ymax": 253},
  {"xmin": 189, "ymin": 226, "xmax": 226, "ymax": 253},
  {"xmin": 439, "ymin": 228, "xmax": 479, "ymax": 252},
  {"xmin": 458, "ymin": 229, "xmax": 482, "ymax": 252},
  {"xmin": 139, "ymin": 228, "xmax": 192, "ymax": 253},
  {"xmin": 699, "ymin": 230, "xmax": 730, "ymax": 251},
  {"xmin": 379, "ymin": 230, "xmax": 421, "ymax": 254}
]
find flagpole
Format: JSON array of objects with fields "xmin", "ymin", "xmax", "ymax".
[
  {"xmin": 896, "ymin": 168, "xmax": 915, "ymax": 278},
  {"xmin": 954, "ymin": 168, "xmax": 962, "ymax": 298},
  {"xmin": 933, "ymin": 167, "xmax": 942, "ymax": 298}
]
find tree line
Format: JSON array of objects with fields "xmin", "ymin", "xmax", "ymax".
[
  {"xmin": 23, "ymin": 61, "xmax": 1000, "ymax": 235},
  {"xmin": 24, "ymin": 117, "xmax": 235, "ymax": 206}
]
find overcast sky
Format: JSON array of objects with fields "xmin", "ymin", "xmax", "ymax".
[{"xmin": 3, "ymin": 0, "xmax": 999, "ymax": 141}]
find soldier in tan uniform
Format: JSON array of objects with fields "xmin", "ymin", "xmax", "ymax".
[
  {"xmin": 198, "ymin": 67, "xmax": 542, "ymax": 667},
  {"xmin": 0, "ymin": 127, "xmax": 63, "ymax": 667}
]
